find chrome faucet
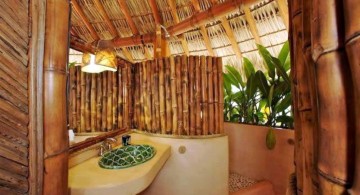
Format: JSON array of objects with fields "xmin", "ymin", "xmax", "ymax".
[{"xmin": 99, "ymin": 137, "xmax": 117, "ymax": 156}]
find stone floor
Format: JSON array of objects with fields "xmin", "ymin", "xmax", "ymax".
[{"xmin": 229, "ymin": 172, "xmax": 258, "ymax": 193}]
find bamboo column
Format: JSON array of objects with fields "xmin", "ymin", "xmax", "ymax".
[
  {"xmin": 170, "ymin": 56, "xmax": 178, "ymax": 134},
  {"xmin": 217, "ymin": 57, "xmax": 224, "ymax": 134},
  {"xmin": 213, "ymin": 58, "xmax": 219, "ymax": 134},
  {"xmin": 106, "ymin": 71, "xmax": 113, "ymax": 131},
  {"xmin": 150, "ymin": 60, "xmax": 156, "ymax": 132},
  {"xmin": 189, "ymin": 56, "xmax": 196, "ymax": 136},
  {"xmin": 142, "ymin": 62, "xmax": 149, "ymax": 130},
  {"xmin": 159, "ymin": 58, "xmax": 166, "ymax": 134},
  {"xmin": 154, "ymin": 59, "xmax": 160, "ymax": 133},
  {"xmin": 101, "ymin": 72, "xmax": 107, "ymax": 131},
  {"xmin": 127, "ymin": 63, "xmax": 132, "ymax": 128},
  {"xmin": 85, "ymin": 74, "xmax": 91, "ymax": 132},
  {"xmin": 118, "ymin": 67, "xmax": 123, "ymax": 128},
  {"xmin": 76, "ymin": 66, "xmax": 81, "ymax": 132},
  {"xmin": 182, "ymin": 56, "xmax": 189, "ymax": 135},
  {"xmin": 165, "ymin": 58, "xmax": 172, "ymax": 134},
  {"xmin": 123, "ymin": 64, "xmax": 129, "ymax": 128},
  {"xmin": 139, "ymin": 63, "xmax": 145, "ymax": 130},
  {"xmin": 134, "ymin": 63, "xmax": 141, "ymax": 129},
  {"xmin": 80, "ymin": 71, "xmax": 85, "ymax": 132},
  {"xmin": 112, "ymin": 72, "xmax": 118, "ymax": 129},
  {"xmin": 207, "ymin": 56, "xmax": 214, "ymax": 135},
  {"xmin": 42, "ymin": 0, "xmax": 69, "ymax": 193},
  {"xmin": 195, "ymin": 56, "xmax": 202, "ymax": 135},
  {"xmin": 69, "ymin": 67, "xmax": 76, "ymax": 130},
  {"xmin": 201, "ymin": 56, "xmax": 208, "ymax": 135},
  {"xmin": 145, "ymin": 61, "xmax": 152, "ymax": 131},
  {"xmin": 90, "ymin": 74, "xmax": 96, "ymax": 132},
  {"xmin": 96, "ymin": 73, "xmax": 102, "ymax": 130},
  {"xmin": 175, "ymin": 56, "xmax": 183, "ymax": 135}
]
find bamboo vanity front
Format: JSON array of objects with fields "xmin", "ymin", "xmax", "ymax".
[{"xmin": 68, "ymin": 133, "xmax": 171, "ymax": 195}]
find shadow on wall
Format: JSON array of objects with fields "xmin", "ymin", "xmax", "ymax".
[{"xmin": 225, "ymin": 122, "xmax": 295, "ymax": 195}]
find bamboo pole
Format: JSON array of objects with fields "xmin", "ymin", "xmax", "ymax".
[
  {"xmin": 195, "ymin": 56, "xmax": 202, "ymax": 135},
  {"xmin": 112, "ymin": 72, "xmax": 118, "ymax": 129},
  {"xmin": 85, "ymin": 74, "xmax": 91, "ymax": 132},
  {"xmin": 201, "ymin": 56, "xmax": 208, "ymax": 135},
  {"xmin": 150, "ymin": 60, "xmax": 156, "ymax": 132},
  {"xmin": 80, "ymin": 71, "xmax": 85, "ymax": 132},
  {"xmin": 90, "ymin": 74, "xmax": 96, "ymax": 132},
  {"xmin": 69, "ymin": 67, "xmax": 76, "ymax": 130},
  {"xmin": 127, "ymin": 63, "xmax": 132, "ymax": 128},
  {"xmin": 154, "ymin": 59, "xmax": 160, "ymax": 133},
  {"xmin": 159, "ymin": 58, "xmax": 166, "ymax": 134},
  {"xmin": 123, "ymin": 64, "xmax": 129, "ymax": 128},
  {"xmin": 207, "ymin": 56, "xmax": 214, "ymax": 134},
  {"xmin": 76, "ymin": 66, "xmax": 81, "ymax": 132},
  {"xmin": 189, "ymin": 56, "xmax": 196, "ymax": 136},
  {"xmin": 96, "ymin": 73, "xmax": 102, "ymax": 131},
  {"xmin": 217, "ymin": 57, "xmax": 224, "ymax": 134},
  {"xmin": 101, "ymin": 72, "xmax": 107, "ymax": 131},
  {"xmin": 142, "ymin": 62, "xmax": 149, "ymax": 130},
  {"xmin": 213, "ymin": 57, "xmax": 219, "ymax": 134},
  {"xmin": 170, "ymin": 56, "xmax": 178, "ymax": 135},
  {"xmin": 134, "ymin": 63, "xmax": 141, "ymax": 129},
  {"xmin": 165, "ymin": 58, "xmax": 172, "ymax": 133},
  {"xmin": 175, "ymin": 56, "xmax": 183, "ymax": 135},
  {"xmin": 118, "ymin": 67, "xmax": 123, "ymax": 128},
  {"xmin": 182, "ymin": 55, "xmax": 189, "ymax": 135},
  {"xmin": 139, "ymin": 63, "xmax": 145, "ymax": 130},
  {"xmin": 106, "ymin": 71, "xmax": 113, "ymax": 131},
  {"xmin": 145, "ymin": 61, "xmax": 152, "ymax": 131}
]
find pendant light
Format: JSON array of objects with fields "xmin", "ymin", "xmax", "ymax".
[{"xmin": 81, "ymin": 41, "xmax": 117, "ymax": 73}]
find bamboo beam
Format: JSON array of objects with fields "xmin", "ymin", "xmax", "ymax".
[
  {"xmin": 112, "ymin": 34, "xmax": 155, "ymax": 47},
  {"xmin": 190, "ymin": 0, "xmax": 201, "ymax": 11},
  {"xmin": 71, "ymin": 0, "xmax": 99, "ymax": 41},
  {"xmin": 149, "ymin": 0, "xmax": 162, "ymax": 24},
  {"xmin": 276, "ymin": 0, "xmax": 289, "ymax": 31},
  {"xmin": 200, "ymin": 26, "xmax": 215, "ymax": 56},
  {"xmin": 167, "ymin": 0, "xmax": 180, "ymax": 23},
  {"xmin": 92, "ymin": 0, "xmax": 118, "ymax": 38},
  {"xmin": 117, "ymin": 0, "xmax": 139, "ymax": 35},
  {"xmin": 243, "ymin": 5, "xmax": 262, "ymax": 44},
  {"xmin": 220, "ymin": 17, "xmax": 243, "ymax": 59},
  {"xmin": 179, "ymin": 35, "xmax": 190, "ymax": 55}
]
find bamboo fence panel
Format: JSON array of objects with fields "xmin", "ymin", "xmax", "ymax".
[
  {"xmin": 213, "ymin": 57, "xmax": 219, "ymax": 134},
  {"xmin": 201, "ymin": 56, "xmax": 208, "ymax": 135},
  {"xmin": 182, "ymin": 55, "xmax": 189, "ymax": 135},
  {"xmin": 175, "ymin": 56, "xmax": 183, "ymax": 135},
  {"xmin": 207, "ymin": 56, "xmax": 214, "ymax": 135},
  {"xmin": 159, "ymin": 58, "xmax": 166, "ymax": 134},
  {"xmin": 170, "ymin": 56, "xmax": 178, "ymax": 134},
  {"xmin": 195, "ymin": 56, "xmax": 202, "ymax": 135},
  {"xmin": 189, "ymin": 56, "xmax": 196, "ymax": 136}
]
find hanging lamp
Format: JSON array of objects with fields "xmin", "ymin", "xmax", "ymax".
[{"xmin": 81, "ymin": 41, "xmax": 117, "ymax": 73}]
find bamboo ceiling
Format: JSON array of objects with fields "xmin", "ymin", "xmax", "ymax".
[{"xmin": 70, "ymin": 0, "xmax": 288, "ymax": 72}]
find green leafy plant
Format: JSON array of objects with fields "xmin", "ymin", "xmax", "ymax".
[{"xmin": 223, "ymin": 41, "xmax": 293, "ymax": 149}]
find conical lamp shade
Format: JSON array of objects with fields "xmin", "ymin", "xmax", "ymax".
[{"xmin": 81, "ymin": 49, "xmax": 117, "ymax": 73}]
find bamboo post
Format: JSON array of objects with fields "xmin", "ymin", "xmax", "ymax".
[
  {"xmin": 76, "ymin": 66, "xmax": 81, "ymax": 132},
  {"xmin": 170, "ymin": 56, "xmax": 178, "ymax": 135},
  {"xmin": 117, "ymin": 66, "xmax": 123, "ymax": 128},
  {"xmin": 154, "ymin": 59, "xmax": 160, "ymax": 133},
  {"xmin": 150, "ymin": 60, "xmax": 156, "ymax": 132},
  {"xmin": 217, "ymin": 57, "xmax": 224, "ymax": 134},
  {"xmin": 182, "ymin": 55, "xmax": 189, "ymax": 135},
  {"xmin": 127, "ymin": 63, "xmax": 132, "ymax": 128},
  {"xmin": 159, "ymin": 58, "xmax": 166, "ymax": 134},
  {"xmin": 201, "ymin": 56, "xmax": 208, "ymax": 135},
  {"xmin": 80, "ymin": 71, "xmax": 85, "ymax": 132},
  {"xmin": 165, "ymin": 57, "xmax": 172, "ymax": 134},
  {"xmin": 90, "ymin": 74, "xmax": 96, "ymax": 132},
  {"xmin": 85, "ymin": 74, "xmax": 91, "ymax": 132},
  {"xmin": 175, "ymin": 56, "xmax": 183, "ymax": 135},
  {"xmin": 145, "ymin": 61, "xmax": 152, "ymax": 131},
  {"xmin": 139, "ymin": 63, "xmax": 145, "ymax": 130},
  {"xmin": 207, "ymin": 56, "xmax": 214, "ymax": 135},
  {"xmin": 106, "ymin": 71, "xmax": 113, "ymax": 131},
  {"xmin": 142, "ymin": 62, "xmax": 149, "ymax": 130},
  {"xmin": 213, "ymin": 57, "xmax": 219, "ymax": 134},
  {"xmin": 189, "ymin": 56, "xmax": 196, "ymax": 136},
  {"xmin": 96, "ymin": 73, "xmax": 102, "ymax": 130},
  {"xmin": 112, "ymin": 72, "xmax": 118, "ymax": 129},
  {"xmin": 101, "ymin": 72, "xmax": 107, "ymax": 131},
  {"xmin": 123, "ymin": 64, "xmax": 129, "ymax": 128},
  {"xmin": 134, "ymin": 63, "xmax": 141, "ymax": 129},
  {"xmin": 195, "ymin": 56, "xmax": 202, "ymax": 135},
  {"xmin": 69, "ymin": 67, "xmax": 76, "ymax": 130}
]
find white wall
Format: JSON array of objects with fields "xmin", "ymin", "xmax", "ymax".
[{"xmin": 133, "ymin": 133, "xmax": 229, "ymax": 195}]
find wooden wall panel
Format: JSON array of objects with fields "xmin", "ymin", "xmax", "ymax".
[{"xmin": 0, "ymin": 1, "xmax": 30, "ymax": 194}]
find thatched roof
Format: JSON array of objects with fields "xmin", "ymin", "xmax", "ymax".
[{"xmin": 70, "ymin": 0, "xmax": 288, "ymax": 71}]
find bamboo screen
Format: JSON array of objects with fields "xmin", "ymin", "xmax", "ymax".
[
  {"xmin": 68, "ymin": 55, "xmax": 224, "ymax": 136},
  {"xmin": 68, "ymin": 62, "xmax": 132, "ymax": 132}
]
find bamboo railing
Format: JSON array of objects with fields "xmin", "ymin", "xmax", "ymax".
[
  {"xmin": 289, "ymin": 0, "xmax": 358, "ymax": 194},
  {"xmin": 132, "ymin": 55, "xmax": 224, "ymax": 135},
  {"xmin": 68, "ymin": 62, "xmax": 132, "ymax": 132}
]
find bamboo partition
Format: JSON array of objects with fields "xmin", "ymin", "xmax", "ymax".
[
  {"xmin": 68, "ymin": 62, "xmax": 132, "ymax": 132},
  {"xmin": 131, "ymin": 55, "xmax": 224, "ymax": 135}
]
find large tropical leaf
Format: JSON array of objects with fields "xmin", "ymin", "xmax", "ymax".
[
  {"xmin": 274, "ymin": 81, "xmax": 291, "ymax": 98},
  {"xmin": 271, "ymin": 57, "xmax": 291, "ymax": 84},
  {"xmin": 255, "ymin": 70, "xmax": 270, "ymax": 97},
  {"xmin": 223, "ymin": 73, "xmax": 233, "ymax": 95},
  {"xmin": 284, "ymin": 54, "xmax": 291, "ymax": 72},
  {"xmin": 246, "ymin": 74, "xmax": 257, "ymax": 99},
  {"xmin": 243, "ymin": 57, "xmax": 256, "ymax": 80},
  {"xmin": 257, "ymin": 44, "xmax": 275, "ymax": 79},
  {"xmin": 268, "ymin": 85, "xmax": 274, "ymax": 108},
  {"xmin": 278, "ymin": 41, "xmax": 289, "ymax": 66},
  {"xmin": 225, "ymin": 65, "xmax": 245, "ymax": 88},
  {"xmin": 275, "ymin": 93, "xmax": 292, "ymax": 113}
]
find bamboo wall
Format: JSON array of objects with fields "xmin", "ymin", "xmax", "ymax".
[
  {"xmin": 0, "ymin": 1, "xmax": 30, "ymax": 194},
  {"xmin": 68, "ymin": 62, "xmax": 132, "ymax": 132},
  {"xmin": 68, "ymin": 55, "xmax": 224, "ymax": 136},
  {"xmin": 132, "ymin": 56, "xmax": 224, "ymax": 135},
  {"xmin": 289, "ymin": 0, "xmax": 359, "ymax": 194}
]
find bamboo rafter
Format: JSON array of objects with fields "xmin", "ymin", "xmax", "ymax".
[
  {"xmin": 92, "ymin": 0, "xmax": 118, "ymax": 37},
  {"xmin": 220, "ymin": 17, "xmax": 243, "ymax": 59},
  {"xmin": 117, "ymin": 0, "xmax": 140, "ymax": 35},
  {"xmin": 71, "ymin": 0, "xmax": 99, "ymax": 41}
]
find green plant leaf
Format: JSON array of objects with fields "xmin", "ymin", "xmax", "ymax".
[
  {"xmin": 225, "ymin": 65, "xmax": 245, "ymax": 88},
  {"xmin": 268, "ymin": 85, "xmax": 274, "ymax": 108},
  {"xmin": 266, "ymin": 128, "xmax": 276, "ymax": 150},
  {"xmin": 257, "ymin": 44, "xmax": 275, "ymax": 80},
  {"xmin": 275, "ymin": 93, "xmax": 292, "ymax": 113},
  {"xmin": 284, "ymin": 54, "xmax": 291, "ymax": 72},
  {"xmin": 259, "ymin": 99, "xmax": 268, "ymax": 110},
  {"xmin": 255, "ymin": 70, "xmax": 270, "ymax": 97},
  {"xmin": 243, "ymin": 57, "xmax": 256, "ymax": 79},
  {"xmin": 246, "ymin": 74, "xmax": 257, "ymax": 99},
  {"xmin": 278, "ymin": 41, "xmax": 289, "ymax": 66},
  {"xmin": 276, "ymin": 115, "xmax": 294, "ymax": 124},
  {"xmin": 271, "ymin": 57, "xmax": 291, "ymax": 84},
  {"xmin": 68, "ymin": 62, "xmax": 76, "ymax": 68},
  {"xmin": 274, "ymin": 81, "xmax": 291, "ymax": 97},
  {"xmin": 223, "ymin": 73, "xmax": 233, "ymax": 95}
]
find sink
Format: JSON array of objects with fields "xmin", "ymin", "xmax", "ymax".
[{"xmin": 99, "ymin": 144, "xmax": 156, "ymax": 169}]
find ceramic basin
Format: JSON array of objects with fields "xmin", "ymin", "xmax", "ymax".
[{"xmin": 98, "ymin": 144, "xmax": 156, "ymax": 169}]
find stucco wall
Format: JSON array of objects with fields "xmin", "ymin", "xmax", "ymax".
[
  {"xmin": 224, "ymin": 122, "xmax": 295, "ymax": 195},
  {"xmin": 137, "ymin": 133, "xmax": 229, "ymax": 195}
]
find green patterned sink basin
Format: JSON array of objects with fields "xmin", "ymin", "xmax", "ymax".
[{"xmin": 98, "ymin": 145, "xmax": 156, "ymax": 169}]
